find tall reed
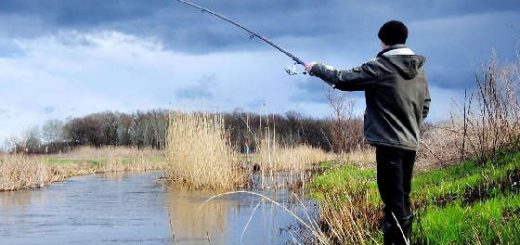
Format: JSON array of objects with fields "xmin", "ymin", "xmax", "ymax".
[
  {"xmin": 0, "ymin": 154, "xmax": 49, "ymax": 191},
  {"xmin": 257, "ymin": 141, "xmax": 334, "ymax": 171},
  {"xmin": 165, "ymin": 112, "xmax": 243, "ymax": 189},
  {"xmin": 255, "ymin": 116, "xmax": 336, "ymax": 172},
  {"xmin": 318, "ymin": 192, "xmax": 379, "ymax": 244}
]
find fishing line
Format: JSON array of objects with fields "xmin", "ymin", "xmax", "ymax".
[{"xmin": 173, "ymin": 0, "xmax": 307, "ymax": 75}]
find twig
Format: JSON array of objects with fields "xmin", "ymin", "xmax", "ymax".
[
  {"xmin": 199, "ymin": 190, "xmax": 313, "ymax": 231},
  {"xmin": 240, "ymin": 200, "xmax": 262, "ymax": 245}
]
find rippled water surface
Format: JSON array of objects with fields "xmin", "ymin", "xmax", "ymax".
[{"xmin": 0, "ymin": 172, "xmax": 317, "ymax": 245}]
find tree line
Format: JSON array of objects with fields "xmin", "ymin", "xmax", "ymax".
[{"xmin": 8, "ymin": 109, "xmax": 365, "ymax": 154}]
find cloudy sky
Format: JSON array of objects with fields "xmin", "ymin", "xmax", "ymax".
[{"xmin": 0, "ymin": 0, "xmax": 519, "ymax": 143}]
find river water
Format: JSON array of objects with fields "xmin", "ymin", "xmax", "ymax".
[{"xmin": 0, "ymin": 172, "xmax": 318, "ymax": 245}]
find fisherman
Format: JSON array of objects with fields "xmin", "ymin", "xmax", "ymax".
[{"xmin": 305, "ymin": 20, "xmax": 430, "ymax": 244}]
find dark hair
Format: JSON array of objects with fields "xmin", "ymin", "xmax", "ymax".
[{"xmin": 378, "ymin": 20, "xmax": 408, "ymax": 46}]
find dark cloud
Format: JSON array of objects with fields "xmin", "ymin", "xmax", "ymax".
[
  {"xmin": 175, "ymin": 73, "xmax": 215, "ymax": 100},
  {"xmin": 2, "ymin": 0, "xmax": 517, "ymax": 51},
  {"xmin": 0, "ymin": 0, "xmax": 163, "ymax": 25},
  {"xmin": 1, "ymin": 0, "xmax": 519, "ymax": 91}
]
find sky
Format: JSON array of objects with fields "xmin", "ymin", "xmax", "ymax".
[{"xmin": 1, "ymin": 0, "xmax": 519, "ymax": 144}]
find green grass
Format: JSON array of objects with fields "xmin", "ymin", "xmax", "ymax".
[
  {"xmin": 310, "ymin": 151, "xmax": 520, "ymax": 244},
  {"xmin": 312, "ymin": 152, "xmax": 520, "ymax": 205},
  {"xmin": 311, "ymin": 164, "xmax": 376, "ymax": 194},
  {"xmin": 310, "ymin": 164, "xmax": 380, "ymax": 203},
  {"xmin": 412, "ymin": 152, "xmax": 520, "ymax": 206},
  {"xmin": 416, "ymin": 193, "xmax": 520, "ymax": 244}
]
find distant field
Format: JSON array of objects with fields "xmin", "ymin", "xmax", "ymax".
[{"xmin": 0, "ymin": 146, "xmax": 167, "ymax": 191}]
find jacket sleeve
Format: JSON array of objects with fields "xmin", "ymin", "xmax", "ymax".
[
  {"xmin": 309, "ymin": 60, "xmax": 380, "ymax": 91},
  {"xmin": 423, "ymin": 85, "xmax": 431, "ymax": 119}
]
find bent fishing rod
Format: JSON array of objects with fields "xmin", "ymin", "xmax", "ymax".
[{"xmin": 173, "ymin": 0, "xmax": 307, "ymax": 76}]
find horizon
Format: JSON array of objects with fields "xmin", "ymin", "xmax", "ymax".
[{"xmin": 1, "ymin": 0, "xmax": 519, "ymax": 145}]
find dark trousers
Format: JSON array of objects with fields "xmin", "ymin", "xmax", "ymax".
[{"xmin": 376, "ymin": 145, "xmax": 416, "ymax": 222}]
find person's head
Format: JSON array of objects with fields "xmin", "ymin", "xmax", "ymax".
[{"xmin": 378, "ymin": 20, "xmax": 408, "ymax": 49}]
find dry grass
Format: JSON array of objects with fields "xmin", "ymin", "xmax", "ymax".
[
  {"xmin": 164, "ymin": 112, "xmax": 338, "ymax": 190},
  {"xmin": 252, "ymin": 132, "xmax": 338, "ymax": 191},
  {"xmin": 418, "ymin": 53, "xmax": 520, "ymax": 168},
  {"xmin": 0, "ymin": 154, "xmax": 50, "ymax": 191},
  {"xmin": 56, "ymin": 145, "xmax": 162, "ymax": 159},
  {"xmin": 336, "ymin": 148, "xmax": 376, "ymax": 168},
  {"xmin": 0, "ymin": 146, "xmax": 166, "ymax": 191},
  {"xmin": 256, "ymin": 141, "xmax": 335, "ymax": 171},
  {"xmin": 165, "ymin": 112, "xmax": 244, "ymax": 190},
  {"xmin": 318, "ymin": 193, "xmax": 380, "ymax": 244},
  {"xmin": 50, "ymin": 146, "xmax": 166, "ymax": 175},
  {"xmin": 417, "ymin": 122, "xmax": 464, "ymax": 168}
]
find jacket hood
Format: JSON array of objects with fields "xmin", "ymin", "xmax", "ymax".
[
  {"xmin": 383, "ymin": 55, "xmax": 425, "ymax": 79},
  {"xmin": 379, "ymin": 46, "xmax": 426, "ymax": 79}
]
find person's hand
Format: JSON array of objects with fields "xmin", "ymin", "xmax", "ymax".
[{"xmin": 304, "ymin": 62, "xmax": 317, "ymax": 74}]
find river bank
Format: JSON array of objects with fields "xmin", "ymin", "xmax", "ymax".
[
  {"xmin": 0, "ymin": 146, "xmax": 167, "ymax": 192},
  {"xmin": 310, "ymin": 151, "xmax": 520, "ymax": 244}
]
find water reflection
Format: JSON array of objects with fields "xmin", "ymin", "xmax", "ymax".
[
  {"xmin": 166, "ymin": 173, "xmax": 318, "ymax": 245},
  {"xmin": 167, "ymin": 184, "xmax": 229, "ymax": 244}
]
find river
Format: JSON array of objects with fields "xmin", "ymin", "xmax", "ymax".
[{"xmin": 0, "ymin": 172, "xmax": 318, "ymax": 245}]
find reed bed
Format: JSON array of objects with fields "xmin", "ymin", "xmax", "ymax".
[
  {"xmin": 165, "ymin": 112, "xmax": 244, "ymax": 190},
  {"xmin": 0, "ymin": 154, "xmax": 50, "ymax": 191},
  {"xmin": 256, "ymin": 141, "xmax": 335, "ymax": 171},
  {"xmin": 318, "ymin": 193, "xmax": 379, "ymax": 244}
]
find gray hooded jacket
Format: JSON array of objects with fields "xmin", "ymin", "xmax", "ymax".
[{"xmin": 310, "ymin": 45, "xmax": 431, "ymax": 151}]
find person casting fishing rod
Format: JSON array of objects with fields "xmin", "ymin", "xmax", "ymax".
[
  {"xmin": 174, "ymin": 1, "xmax": 429, "ymax": 243},
  {"xmin": 305, "ymin": 20, "xmax": 431, "ymax": 244}
]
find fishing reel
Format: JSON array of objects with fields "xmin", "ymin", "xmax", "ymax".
[{"xmin": 285, "ymin": 63, "xmax": 307, "ymax": 76}]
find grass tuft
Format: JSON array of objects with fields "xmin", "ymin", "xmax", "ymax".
[{"xmin": 165, "ymin": 112, "xmax": 244, "ymax": 190}]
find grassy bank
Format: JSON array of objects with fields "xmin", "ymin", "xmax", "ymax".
[
  {"xmin": 310, "ymin": 151, "xmax": 520, "ymax": 244},
  {"xmin": 0, "ymin": 146, "xmax": 166, "ymax": 192}
]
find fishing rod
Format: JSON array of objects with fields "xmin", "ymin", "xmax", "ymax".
[{"xmin": 173, "ymin": 0, "xmax": 306, "ymax": 75}]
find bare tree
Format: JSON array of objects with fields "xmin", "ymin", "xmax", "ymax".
[
  {"xmin": 4, "ymin": 136, "xmax": 21, "ymax": 153},
  {"xmin": 420, "ymin": 51, "xmax": 520, "ymax": 166},
  {"xmin": 22, "ymin": 126, "xmax": 42, "ymax": 153},
  {"xmin": 325, "ymin": 87, "xmax": 357, "ymax": 153},
  {"xmin": 42, "ymin": 119, "xmax": 64, "ymax": 144}
]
